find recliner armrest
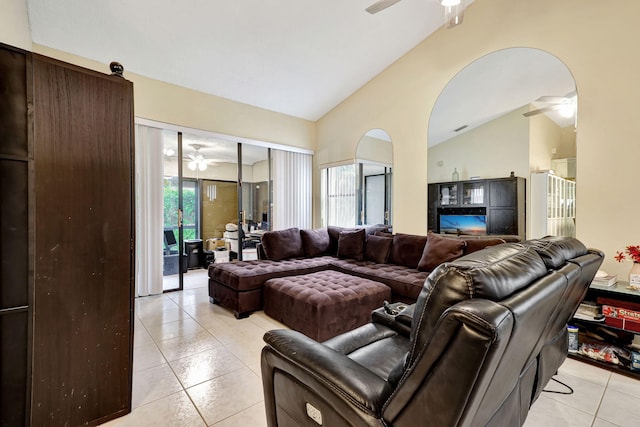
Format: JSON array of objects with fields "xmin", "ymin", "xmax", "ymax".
[
  {"xmin": 262, "ymin": 329, "xmax": 394, "ymax": 414},
  {"xmin": 371, "ymin": 303, "xmax": 415, "ymax": 336}
]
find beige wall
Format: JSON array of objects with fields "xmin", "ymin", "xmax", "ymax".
[
  {"xmin": 427, "ymin": 106, "xmax": 530, "ymax": 183},
  {"xmin": 31, "ymin": 45, "xmax": 316, "ymax": 152},
  {"xmin": 0, "ymin": 0, "xmax": 31, "ymax": 50},
  {"xmin": 529, "ymin": 112, "xmax": 574, "ymax": 173},
  {"xmin": 316, "ymin": 0, "xmax": 640, "ymax": 277},
  {"xmin": 356, "ymin": 135, "xmax": 393, "ymax": 164}
]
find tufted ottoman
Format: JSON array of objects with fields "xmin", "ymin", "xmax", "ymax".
[{"xmin": 263, "ymin": 270, "xmax": 391, "ymax": 341}]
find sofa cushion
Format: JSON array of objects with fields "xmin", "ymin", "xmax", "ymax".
[
  {"xmin": 365, "ymin": 234, "xmax": 393, "ymax": 264},
  {"xmin": 331, "ymin": 258, "xmax": 430, "ymax": 302},
  {"xmin": 417, "ymin": 232, "xmax": 466, "ymax": 272},
  {"xmin": 389, "ymin": 233, "xmax": 428, "ymax": 269},
  {"xmin": 261, "ymin": 227, "xmax": 303, "ymax": 260},
  {"xmin": 337, "ymin": 229, "xmax": 366, "ymax": 261},
  {"xmin": 462, "ymin": 237, "xmax": 507, "ymax": 255},
  {"xmin": 209, "ymin": 256, "xmax": 335, "ymax": 292},
  {"xmin": 300, "ymin": 228, "xmax": 330, "ymax": 257},
  {"xmin": 375, "ymin": 230, "xmax": 394, "ymax": 238},
  {"xmin": 520, "ymin": 236, "xmax": 588, "ymax": 269},
  {"xmin": 328, "ymin": 226, "xmax": 346, "ymax": 255},
  {"xmin": 364, "ymin": 225, "xmax": 392, "ymax": 235}
]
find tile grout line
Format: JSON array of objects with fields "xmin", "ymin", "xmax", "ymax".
[{"xmin": 589, "ymin": 373, "xmax": 615, "ymax": 427}]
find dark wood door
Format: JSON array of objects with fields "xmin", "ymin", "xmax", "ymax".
[{"xmin": 31, "ymin": 55, "xmax": 134, "ymax": 426}]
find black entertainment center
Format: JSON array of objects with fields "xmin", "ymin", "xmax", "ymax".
[{"xmin": 427, "ymin": 176, "xmax": 526, "ymax": 239}]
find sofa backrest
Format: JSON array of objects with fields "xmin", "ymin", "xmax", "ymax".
[
  {"xmin": 521, "ymin": 236, "xmax": 604, "ymax": 400},
  {"xmin": 385, "ymin": 238, "xmax": 602, "ymax": 426},
  {"xmin": 260, "ymin": 228, "xmax": 303, "ymax": 260},
  {"xmin": 408, "ymin": 243, "xmax": 547, "ymax": 350}
]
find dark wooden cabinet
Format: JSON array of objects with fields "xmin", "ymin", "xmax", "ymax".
[
  {"xmin": 428, "ymin": 177, "xmax": 525, "ymax": 239},
  {"xmin": 0, "ymin": 43, "xmax": 32, "ymax": 427},
  {"xmin": 1, "ymin": 43, "xmax": 134, "ymax": 426}
]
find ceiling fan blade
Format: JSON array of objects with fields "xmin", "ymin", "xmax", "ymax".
[
  {"xmin": 366, "ymin": 0, "xmax": 402, "ymax": 14},
  {"xmin": 535, "ymin": 91, "xmax": 577, "ymax": 104},
  {"xmin": 534, "ymin": 96, "xmax": 567, "ymax": 104},
  {"xmin": 523, "ymin": 104, "xmax": 563, "ymax": 117}
]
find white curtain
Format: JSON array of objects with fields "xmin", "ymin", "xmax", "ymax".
[
  {"xmin": 271, "ymin": 150, "xmax": 312, "ymax": 230},
  {"xmin": 135, "ymin": 125, "xmax": 164, "ymax": 296},
  {"xmin": 325, "ymin": 164, "xmax": 357, "ymax": 227}
]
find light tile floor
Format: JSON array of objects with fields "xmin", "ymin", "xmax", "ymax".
[{"xmin": 104, "ymin": 269, "xmax": 640, "ymax": 426}]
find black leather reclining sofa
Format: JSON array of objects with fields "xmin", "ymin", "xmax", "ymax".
[{"xmin": 261, "ymin": 236, "xmax": 603, "ymax": 427}]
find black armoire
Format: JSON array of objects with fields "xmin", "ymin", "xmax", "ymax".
[{"xmin": 0, "ymin": 42, "xmax": 134, "ymax": 426}]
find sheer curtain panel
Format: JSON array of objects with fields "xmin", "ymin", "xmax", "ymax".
[
  {"xmin": 271, "ymin": 150, "xmax": 312, "ymax": 230},
  {"xmin": 325, "ymin": 164, "xmax": 356, "ymax": 227},
  {"xmin": 135, "ymin": 125, "xmax": 164, "ymax": 296}
]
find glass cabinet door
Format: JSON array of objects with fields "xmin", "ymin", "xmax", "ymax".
[
  {"xmin": 461, "ymin": 181, "xmax": 485, "ymax": 205},
  {"xmin": 438, "ymin": 183, "xmax": 458, "ymax": 206}
]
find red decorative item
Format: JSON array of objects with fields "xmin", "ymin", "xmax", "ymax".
[{"xmin": 616, "ymin": 245, "xmax": 640, "ymax": 264}]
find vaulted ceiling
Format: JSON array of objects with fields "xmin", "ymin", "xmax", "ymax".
[
  {"xmin": 26, "ymin": 0, "xmax": 575, "ymax": 147},
  {"xmin": 27, "ymin": 0, "xmax": 449, "ymax": 121}
]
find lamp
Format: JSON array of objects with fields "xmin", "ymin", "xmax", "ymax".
[{"xmin": 441, "ymin": 0, "xmax": 466, "ymax": 29}]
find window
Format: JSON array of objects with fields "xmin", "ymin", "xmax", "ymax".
[{"xmin": 321, "ymin": 164, "xmax": 357, "ymax": 227}]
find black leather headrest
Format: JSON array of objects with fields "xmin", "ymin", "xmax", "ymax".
[
  {"xmin": 520, "ymin": 236, "xmax": 588, "ymax": 269},
  {"xmin": 410, "ymin": 243, "xmax": 547, "ymax": 358}
]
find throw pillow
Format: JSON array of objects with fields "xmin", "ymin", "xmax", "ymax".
[
  {"xmin": 462, "ymin": 237, "xmax": 506, "ymax": 255},
  {"xmin": 417, "ymin": 231, "xmax": 466, "ymax": 272},
  {"xmin": 388, "ymin": 233, "xmax": 428, "ymax": 268},
  {"xmin": 300, "ymin": 228, "xmax": 330, "ymax": 257},
  {"xmin": 261, "ymin": 227, "xmax": 303, "ymax": 261},
  {"xmin": 374, "ymin": 230, "xmax": 394, "ymax": 238},
  {"xmin": 337, "ymin": 229, "xmax": 366, "ymax": 261},
  {"xmin": 327, "ymin": 225, "xmax": 345, "ymax": 255},
  {"xmin": 364, "ymin": 234, "xmax": 393, "ymax": 264}
]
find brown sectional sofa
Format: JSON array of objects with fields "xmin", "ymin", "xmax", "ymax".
[{"xmin": 208, "ymin": 226, "xmax": 514, "ymax": 320}]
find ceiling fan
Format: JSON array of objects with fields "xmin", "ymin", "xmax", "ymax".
[
  {"xmin": 365, "ymin": 0, "xmax": 403, "ymax": 14},
  {"xmin": 522, "ymin": 91, "xmax": 577, "ymax": 118},
  {"xmin": 187, "ymin": 144, "xmax": 215, "ymax": 171}
]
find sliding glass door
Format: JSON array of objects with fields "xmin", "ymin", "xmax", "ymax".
[
  {"xmin": 136, "ymin": 120, "xmax": 311, "ymax": 295},
  {"xmin": 162, "ymin": 132, "xmax": 186, "ymax": 291}
]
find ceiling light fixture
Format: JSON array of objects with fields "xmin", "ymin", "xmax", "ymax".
[
  {"xmin": 187, "ymin": 144, "xmax": 209, "ymax": 171},
  {"xmin": 558, "ymin": 101, "xmax": 576, "ymax": 118},
  {"xmin": 163, "ymin": 147, "xmax": 175, "ymax": 156},
  {"xmin": 441, "ymin": 0, "xmax": 466, "ymax": 29}
]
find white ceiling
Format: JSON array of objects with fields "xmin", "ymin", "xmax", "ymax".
[
  {"xmin": 428, "ymin": 48, "xmax": 577, "ymax": 146},
  {"xmin": 26, "ymin": 0, "xmax": 576, "ymax": 149},
  {"xmin": 26, "ymin": 0, "xmax": 450, "ymax": 121}
]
